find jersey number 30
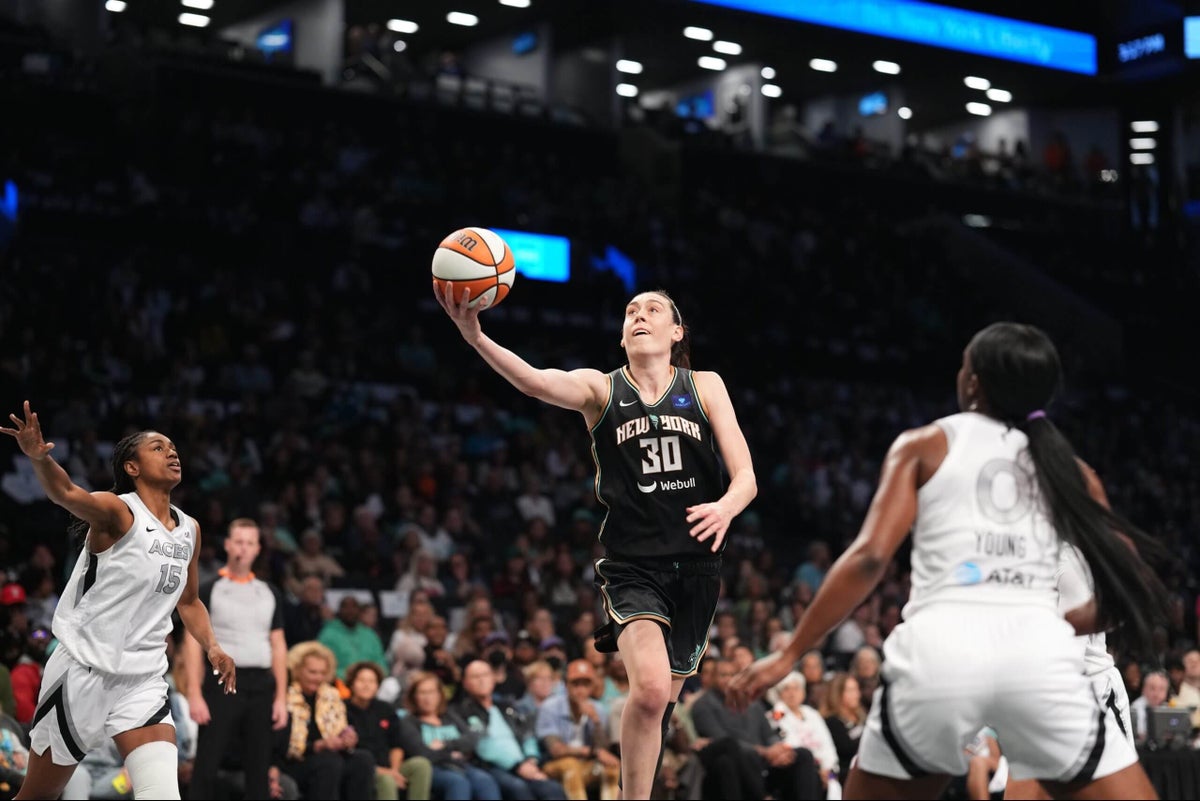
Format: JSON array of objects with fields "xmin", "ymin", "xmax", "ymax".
[{"xmin": 639, "ymin": 435, "xmax": 682, "ymax": 474}]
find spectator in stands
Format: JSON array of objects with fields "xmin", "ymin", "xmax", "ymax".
[
  {"xmin": 396, "ymin": 549, "xmax": 446, "ymax": 603},
  {"xmin": 9, "ymin": 625, "xmax": 49, "ymax": 728},
  {"xmin": 318, "ymin": 595, "xmax": 388, "ymax": 681},
  {"xmin": 849, "ymin": 645, "xmax": 882, "ymax": 710},
  {"xmin": 1129, "ymin": 669, "xmax": 1172, "ymax": 744},
  {"xmin": 283, "ymin": 575, "xmax": 329, "ymax": 648},
  {"xmin": 768, "ymin": 671, "xmax": 839, "ymax": 788},
  {"xmin": 793, "ymin": 541, "xmax": 832, "ymax": 593},
  {"xmin": 830, "ymin": 602, "xmax": 872, "ymax": 664},
  {"xmin": 799, "ymin": 650, "xmax": 829, "ymax": 712},
  {"xmin": 277, "ymin": 641, "xmax": 375, "ymax": 800},
  {"xmin": 515, "ymin": 659, "xmax": 561, "ymax": 719},
  {"xmin": 819, "ymin": 672, "xmax": 866, "ymax": 785},
  {"xmin": 691, "ymin": 657, "xmax": 820, "ymax": 799},
  {"xmin": 421, "ymin": 614, "xmax": 462, "ymax": 690},
  {"xmin": 19, "ymin": 567, "xmax": 58, "ymax": 634},
  {"xmin": 344, "ymin": 660, "xmax": 433, "ymax": 801},
  {"xmin": 1177, "ymin": 648, "xmax": 1200, "ymax": 729},
  {"xmin": 286, "ymin": 529, "xmax": 346, "ymax": 595},
  {"xmin": 455, "ymin": 659, "xmax": 566, "ymax": 800},
  {"xmin": 536, "ymin": 659, "xmax": 620, "ymax": 801},
  {"xmin": 400, "ymin": 670, "xmax": 501, "ymax": 800},
  {"xmin": 388, "ymin": 594, "xmax": 433, "ymax": 683},
  {"xmin": 480, "ymin": 631, "xmax": 526, "ymax": 702}
]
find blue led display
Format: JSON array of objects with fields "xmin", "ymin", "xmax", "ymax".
[
  {"xmin": 689, "ymin": 0, "xmax": 1097, "ymax": 74},
  {"xmin": 493, "ymin": 228, "xmax": 571, "ymax": 283}
]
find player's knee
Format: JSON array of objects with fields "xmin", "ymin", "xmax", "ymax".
[
  {"xmin": 628, "ymin": 677, "xmax": 672, "ymax": 717},
  {"xmin": 124, "ymin": 740, "xmax": 180, "ymax": 800}
]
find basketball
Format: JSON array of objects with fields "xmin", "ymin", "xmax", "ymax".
[{"xmin": 432, "ymin": 227, "xmax": 516, "ymax": 309}]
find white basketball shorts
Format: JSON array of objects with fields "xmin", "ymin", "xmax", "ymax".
[
  {"xmin": 29, "ymin": 645, "xmax": 175, "ymax": 766},
  {"xmin": 1092, "ymin": 664, "xmax": 1134, "ymax": 750},
  {"xmin": 856, "ymin": 604, "xmax": 1136, "ymax": 783}
]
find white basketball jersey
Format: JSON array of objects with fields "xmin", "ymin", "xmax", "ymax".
[
  {"xmin": 1056, "ymin": 541, "xmax": 1114, "ymax": 676},
  {"xmin": 903, "ymin": 413, "xmax": 1060, "ymax": 619},
  {"xmin": 53, "ymin": 492, "xmax": 196, "ymax": 676}
]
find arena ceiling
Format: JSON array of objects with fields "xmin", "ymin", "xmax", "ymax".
[{"xmin": 112, "ymin": 0, "xmax": 1191, "ymax": 130}]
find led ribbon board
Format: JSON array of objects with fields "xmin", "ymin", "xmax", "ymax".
[{"xmin": 689, "ymin": 0, "xmax": 1097, "ymax": 75}]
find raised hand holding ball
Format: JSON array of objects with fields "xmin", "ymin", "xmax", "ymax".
[{"xmin": 431, "ymin": 227, "xmax": 515, "ymax": 309}]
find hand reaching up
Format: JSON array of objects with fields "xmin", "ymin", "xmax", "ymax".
[{"xmin": 0, "ymin": 400, "xmax": 55, "ymax": 461}]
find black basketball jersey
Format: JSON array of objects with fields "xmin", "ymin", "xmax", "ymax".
[{"xmin": 589, "ymin": 366, "xmax": 726, "ymax": 559}]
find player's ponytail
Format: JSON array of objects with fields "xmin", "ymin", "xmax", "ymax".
[
  {"xmin": 67, "ymin": 431, "xmax": 148, "ymax": 544},
  {"xmin": 968, "ymin": 323, "xmax": 1169, "ymax": 660}
]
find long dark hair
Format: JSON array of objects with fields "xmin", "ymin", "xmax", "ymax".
[
  {"xmin": 68, "ymin": 430, "xmax": 150, "ymax": 544},
  {"xmin": 646, "ymin": 288, "xmax": 691, "ymax": 368},
  {"xmin": 967, "ymin": 322, "xmax": 1169, "ymax": 658}
]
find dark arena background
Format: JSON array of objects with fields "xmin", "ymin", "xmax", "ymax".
[{"xmin": 1, "ymin": 0, "xmax": 1199, "ymax": 799}]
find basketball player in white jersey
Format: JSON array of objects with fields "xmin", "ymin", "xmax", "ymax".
[
  {"xmin": 729, "ymin": 323, "xmax": 1167, "ymax": 799},
  {"xmin": 2, "ymin": 401, "xmax": 237, "ymax": 800}
]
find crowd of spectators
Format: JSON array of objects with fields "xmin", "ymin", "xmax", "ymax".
[{"xmin": 1, "ymin": 22, "xmax": 1199, "ymax": 800}]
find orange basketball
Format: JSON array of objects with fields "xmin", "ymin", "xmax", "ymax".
[{"xmin": 432, "ymin": 227, "xmax": 516, "ymax": 309}]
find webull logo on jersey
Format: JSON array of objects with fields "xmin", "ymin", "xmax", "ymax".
[
  {"xmin": 637, "ymin": 476, "xmax": 697, "ymax": 494},
  {"xmin": 616, "ymin": 414, "xmax": 703, "ymax": 445},
  {"xmin": 149, "ymin": 539, "xmax": 191, "ymax": 561}
]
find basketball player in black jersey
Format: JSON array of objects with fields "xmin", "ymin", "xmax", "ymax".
[{"xmin": 435, "ymin": 284, "xmax": 757, "ymax": 800}]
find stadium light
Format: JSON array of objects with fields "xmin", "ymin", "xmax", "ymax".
[
  {"xmin": 1130, "ymin": 120, "xmax": 1159, "ymax": 133},
  {"xmin": 761, "ymin": 66, "xmax": 776, "ymax": 79},
  {"xmin": 105, "ymin": 0, "xmax": 127, "ymax": 10},
  {"xmin": 713, "ymin": 40, "xmax": 742, "ymax": 55},
  {"xmin": 966, "ymin": 101, "xmax": 992, "ymax": 116},
  {"xmin": 387, "ymin": 19, "xmax": 418, "ymax": 33},
  {"xmin": 986, "ymin": 88, "xmax": 1012, "ymax": 102},
  {"xmin": 180, "ymin": 0, "xmax": 213, "ymax": 9},
  {"xmin": 873, "ymin": 60, "xmax": 901, "ymax": 74},
  {"xmin": 809, "ymin": 58, "xmax": 837, "ymax": 72},
  {"xmin": 616, "ymin": 83, "xmax": 639, "ymax": 97},
  {"xmin": 616, "ymin": 59, "xmax": 643, "ymax": 74},
  {"xmin": 447, "ymin": 11, "xmax": 479, "ymax": 26},
  {"xmin": 1130, "ymin": 152, "xmax": 1155, "ymax": 165},
  {"xmin": 178, "ymin": 12, "xmax": 210, "ymax": 26},
  {"xmin": 897, "ymin": 106, "xmax": 913, "ymax": 119},
  {"xmin": 964, "ymin": 76, "xmax": 991, "ymax": 90},
  {"xmin": 1129, "ymin": 138, "xmax": 1157, "ymax": 150},
  {"xmin": 698, "ymin": 55, "xmax": 727, "ymax": 70},
  {"xmin": 684, "ymin": 26, "xmax": 713, "ymax": 40},
  {"xmin": 761, "ymin": 84, "xmax": 782, "ymax": 97},
  {"xmin": 499, "ymin": 0, "xmax": 532, "ymax": 7}
]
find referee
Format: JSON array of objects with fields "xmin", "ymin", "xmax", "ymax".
[{"xmin": 183, "ymin": 518, "xmax": 288, "ymax": 799}]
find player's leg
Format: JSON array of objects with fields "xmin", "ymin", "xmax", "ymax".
[
  {"xmin": 111, "ymin": 669, "xmax": 185, "ymax": 799},
  {"xmin": 1004, "ymin": 776, "xmax": 1052, "ymax": 800},
  {"xmin": 114, "ymin": 725, "xmax": 180, "ymax": 800},
  {"xmin": 1042, "ymin": 762, "xmax": 1158, "ymax": 800},
  {"xmin": 615, "ymin": 618, "xmax": 673, "ymax": 800},
  {"xmin": 19, "ymin": 648, "xmax": 99, "ymax": 800},
  {"xmin": 13, "ymin": 751, "xmax": 80, "ymax": 800},
  {"xmin": 844, "ymin": 765, "xmax": 952, "ymax": 800}
]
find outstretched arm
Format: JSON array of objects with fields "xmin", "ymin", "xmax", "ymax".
[
  {"xmin": 434, "ymin": 281, "xmax": 608, "ymax": 415},
  {"xmin": 1, "ymin": 400, "xmax": 131, "ymax": 536},
  {"xmin": 727, "ymin": 425, "xmax": 940, "ymax": 707}
]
